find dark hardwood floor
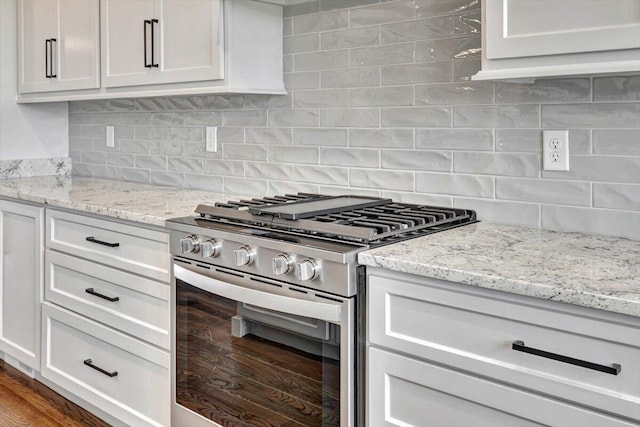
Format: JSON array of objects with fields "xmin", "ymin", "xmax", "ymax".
[{"xmin": 0, "ymin": 359, "xmax": 111, "ymax": 427}]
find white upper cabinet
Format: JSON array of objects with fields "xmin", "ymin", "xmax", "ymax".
[
  {"xmin": 18, "ymin": 0, "xmax": 100, "ymax": 93},
  {"xmin": 473, "ymin": 0, "xmax": 640, "ymax": 80},
  {"xmin": 18, "ymin": 0, "xmax": 284, "ymax": 102},
  {"xmin": 101, "ymin": 0, "xmax": 223, "ymax": 88}
]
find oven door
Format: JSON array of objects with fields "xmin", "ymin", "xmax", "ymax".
[{"xmin": 171, "ymin": 261, "xmax": 355, "ymax": 427}]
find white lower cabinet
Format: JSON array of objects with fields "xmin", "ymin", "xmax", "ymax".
[
  {"xmin": 369, "ymin": 347, "xmax": 636, "ymax": 427},
  {"xmin": 367, "ymin": 268, "xmax": 640, "ymax": 426},
  {"xmin": 0, "ymin": 199, "xmax": 43, "ymax": 374},
  {"xmin": 42, "ymin": 208, "xmax": 171, "ymax": 426},
  {"xmin": 41, "ymin": 302, "xmax": 169, "ymax": 427}
]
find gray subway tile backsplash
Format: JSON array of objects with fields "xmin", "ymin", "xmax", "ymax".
[
  {"xmin": 415, "ymin": 0, "xmax": 480, "ymax": 18},
  {"xmin": 382, "ymin": 150, "xmax": 452, "ymax": 171},
  {"xmin": 416, "ymin": 172, "xmax": 494, "ymax": 197},
  {"xmin": 416, "ymin": 129, "xmax": 492, "ymax": 151},
  {"xmin": 593, "ymin": 183, "xmax": 640, "ymax": 212},
  {"xmin": 495, "ymin": 79, "xmax": 591, "ymax": 104},
  {"xmin": 454, "ymin": 152, "xmax": 540, "ymax": 177},
  {"xmin": 415, "ymin": 82, "xmax": 493, "ymax": 105},
  {"xmin": 349, "ymin": 86, "xmax": 414, "ymax": 107},
  {"xmin": 349, "ymin": 1, "xmax": 416, "ymax": 27},
  {"xmin": 69, "ymin": 1, "xmax": 640, "ymax": 239},
  {"xmin": 593, "ymin": 130, "xmax": 640, "ymax": 156},
  {"xmin": 496, "ymin": 177, "xmax": 591, "ymax": 206},
  {"xmin": 320, "ymin": 26, "xmax": 380, "ymax": 50},
  {"xmin": 293, "ymin": 10, "xmax": 348, "ymax": 34}
]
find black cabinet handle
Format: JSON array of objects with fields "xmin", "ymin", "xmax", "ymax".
[
  {"xmin": 45, "ymin": 39, "xmax": 50, "ymax": 78},
  {"xmin": 83, "ymin": 359, "xmax": 118, "ymax": 377},
  {"xmin": 85, "ymin": 288, "xmax": 119, "ymax": 302},
  {"xmin": 50, "ymin": 38, "xmax": 57, "ymax": 78},
  {"xmin": 144, "ymin": 20, "xmax": 151, "ymax": 68},
  {"xmin": 150, "ymin": 19, "xmax": 159, "ymax": 67},
  {"xmin": 512, "ymin": 340, "xmax": 621, "ymax": 375},
  {"xmin": 85, "ymin": 236, "xmax": 120, "ymax": 248}
]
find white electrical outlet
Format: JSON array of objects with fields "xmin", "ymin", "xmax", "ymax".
[
  {"xmin": 205, "ymin": 126, "xmax": 217, "ymax": 152},
  {"xmin": 543, "ymin": 130, "xmax": 569, "ymax": 171},
  {"xmin": 106, "ymin": 125, "xmax": 115, "ymax": 148}
]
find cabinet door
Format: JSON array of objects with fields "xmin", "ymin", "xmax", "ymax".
[
  {"xmin": 18, "ymin": 0, "xmax": 57, "ymax": 93},
  {"xmin": 56, "ymin": 0, "xmax": 100, "ymax": 91},
  {"xmin": 101, "ymin": 0, "xmax": 156, "ymax": 88},
  {"xmin": 486, "ymin": 0, "xmax": 640, "ymax": 59},
  {"xmin": 0, "ymin": 200, "xmax": 43, "ymax": 372},
  {"xmin": 18, "ymin": 0, "xmax": 99, "ymax": 94},
  {"xmin": 154, "ymin": 0, "xmax": 223, "ymax": 84},
  {"xmin": 101, "ymin": 0, "xmax": 223, "ymax": 88}
]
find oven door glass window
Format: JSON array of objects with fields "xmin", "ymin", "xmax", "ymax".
[{"xmin": 176, "ymin": 279, "xmax": 341, "ymax": 426}]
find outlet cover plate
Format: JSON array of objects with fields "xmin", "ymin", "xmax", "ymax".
[
  {"xmin": 543, "ymin": 130, "xmax": 569, "ymax": 171},
  {"xmin": 205, "ymin": 126, "xmax": 217, "ymax": 152}
]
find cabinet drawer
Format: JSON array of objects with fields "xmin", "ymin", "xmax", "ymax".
[
  {"xmin": 47, "ymin": 209, "xmax": 169, "ymax": 282},
  {"xmin": 45, "ymin": 250, "xmax": 169, "ymax": 349},
  {"xmin": 41, "ymin": 303, "xmax": 169, "ymax": 427},
  {"xmin": 368, "ymin": 347, "xmax": 637, "ymax": 427},
  {"xmin": 369, "ymin": 271, "xmax": 640, "ymax": 421}
]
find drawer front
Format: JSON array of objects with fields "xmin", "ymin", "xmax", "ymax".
[
  {"xmin": 41, "ymin": 303, "xmax": 169, "ymax": 427},
  {"xmin": 369, "ymin": 271, "xmax": 640, "ymax": 421},
  {"xmin": 46, "ymin": 250, "xmax": 169, "ymax": 349},
  {"xmin": 46, "ymin": 209, "xmax": 169, "ymax": 282},
  {"xmin": 368, "ymin": 347, "xmax": 637, "ymax": 427}
]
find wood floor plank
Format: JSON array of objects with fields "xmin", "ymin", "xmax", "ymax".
[{"xmin": 0, "ymin": 360, "xmax": 111, "ymax": 427}]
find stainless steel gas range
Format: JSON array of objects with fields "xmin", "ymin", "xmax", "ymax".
[{"xmin": 166, "ymin": 193, "xmax": 477, "ymax": 427}]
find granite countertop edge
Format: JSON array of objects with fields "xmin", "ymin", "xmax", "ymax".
[
  {"xmin": 3, "ymin": 176, "xmax": 638, "ymax": 318},
  {"xmin": 0, "ymin": 176, "xmax": 237, "ymax": 227},
  {"xmin": 358, "ymin": 223, "xmax": 640, "ymax": 318}
]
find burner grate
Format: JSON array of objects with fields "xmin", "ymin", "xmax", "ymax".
[{"xmin": 197, "ymin": 193, "xmax": 476, "ymax": 245}]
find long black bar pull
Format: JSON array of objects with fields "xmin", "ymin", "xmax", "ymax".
[
  {"xmin": 512, "ymin": 340, "xmax": 621, "ymax": 375},
  {"xmin": 85, "ymin": 288, "xmax": 120, "ymax": 302},
  {"xmin": 49, "ymin": 38, "xmax": 57, "ymax": 78},
  {"xmin": 144, "ymin": 20, "xmax": 151, "ymax": 67},
  {"xmin": 150, "ymin": 19, "xmax": 159, "ymax": 67},
  {"xmin": 45, "ymin": 39, "xmax": 50, "ymax": 78},
  {"xmin": 83, "ymin": 359, "xmax": 118, "ymax": 377},
  {"xmin": 86, "ymin": 236, "xmax": 120, "ymax": 247}
]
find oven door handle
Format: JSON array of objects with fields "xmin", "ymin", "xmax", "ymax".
[{"xmin": 174, "ymin": 264, "xmax": 342, "ymax": 323}]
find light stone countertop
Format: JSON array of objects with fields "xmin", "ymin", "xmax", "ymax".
[
  {"xmin": 0, "ymin": 176, "xmax": 245, "ymax": 227},
  {"xmin": 3, "ymin": 176, "xmax": 638, "ymax": 317},
  {"xmin": 359, "ymin": 222, "xmax": 640, "ymax": 317}
]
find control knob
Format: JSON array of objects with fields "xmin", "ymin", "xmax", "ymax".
[
  {"xmin": 180, "ymin": 235, "xmax": 200, "ymax": 254},
  {"xmin": 234, "ymin": 245, "xmax": 256, "ymax": 266},
  {"xmin": 201, "ymin": 239, "xmax": 222, "ymax": 258},
  {"xmin": 294, "ymin": 258, "xmax": 320, "ymax": 282},
  {"xmin": 272, "ymin": 254, "xmax": 293, "ymax": 276}
]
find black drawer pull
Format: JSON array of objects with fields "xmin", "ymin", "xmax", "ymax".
[
  {"xmin": 85, "ymin": 288, "xmax": 119, "ymax": 302},
  {"xmin": 144, "ymin": 19, "xmax": 151, "ymax": 67},
  {"xmin": 50, "ymin": 38, "xmax": 57, "ymax": 78},
  {"xmin": 86, "ymin": 236, "xmax": 120, "ymax": 248},
  {"xmin": 150, "ymin": 19, "xmax": 159, "ymax": 67},
  {"xmin": 45, "ymin": 39, "xmax": 50, "ymax": 78},
  {"xmin": 512, "ymin": 340, "xmax": 621, "ymax": 375},
  {"xmin": 83, "ymin": 359, "xmax": 118, "ymax": 377}
]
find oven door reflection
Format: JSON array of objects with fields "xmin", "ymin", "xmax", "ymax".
[{"xmin": 174, "ymin": 265, "xmax": 351, "ymax": 426}]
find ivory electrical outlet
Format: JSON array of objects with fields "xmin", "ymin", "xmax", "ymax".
[
  {"xmin": 543, "ymin": 130, "xmax": 569, "ymax": 171},
  {"xmin": 205, "ymin": 126, "xmax": 217, "ymax": 152}
]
